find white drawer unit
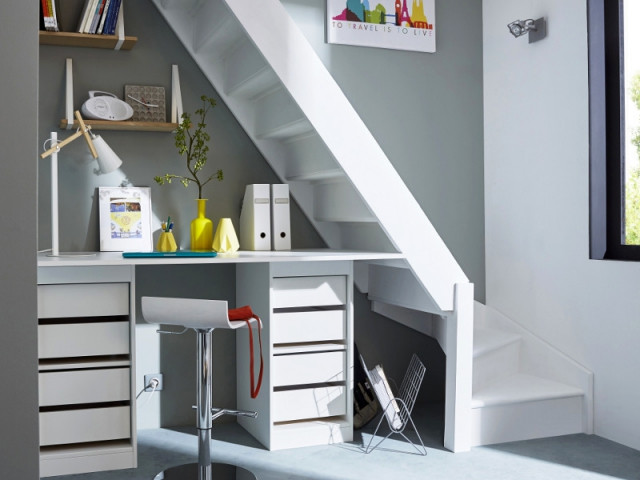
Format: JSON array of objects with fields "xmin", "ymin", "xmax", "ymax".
[
  {"xmin": 236, "ymin": 261, "xmax": 354, "ymax": 451},
  {"xmin": 37, "ymin": 267, "xmax": 136, "ymax": 478},
  {"xmin": 38, "ymin": 283, "xmax": 129, "ymax": 318},
  {"xmin": 273, "ymin": 385, "xmax": 347, "ymax": 423},
  {"xmin": 39, "ymin": 368, "xmax": 130, "ymax": 407},
  {"xmin": 40, "ymin": 406, "xmax": 131, "ymax": 446},
  {"xmin": 272, "ymin": 275, "xmax": 346, "ymax": 308},
  {"xmin": 272, "ymin": 351, "xmax": 345, "ymax": 387},
  {"xmin": 38, "ymin": 321, "xmax": 130, "ymax": 359},
  {"xmin": 271, "ymin": 310, "xmax": 346, "ymax": 344}
]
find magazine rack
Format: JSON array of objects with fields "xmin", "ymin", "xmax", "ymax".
[{"xmin": 360, "ymin": 353, "xmax": 427, "ymax": 455}]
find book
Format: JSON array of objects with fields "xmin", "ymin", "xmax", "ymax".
[
  {"xmin": 370, "ymin": 364, "xmax": 402, "ymax": 430},
  {"xmin": 77, "ymin": 0, "xmax": 94, "ymax": 32},
  {"xmin": 78, "ymin": 0, "xmax": 97, "ymax": 33},
  {"xmin": 104, "ymin": 0, "xmax": 122, "ymax": 36},
  {"xmin": 96, "ymin": 0, "xmax": 111, "ymax": 34},
  {"xmin": 49, "ymin": 0, "xmax": 60, "ymax": 32},
  {"xmin": 88, "ymin": 0, "xmax": 107, "ymax": 34}
]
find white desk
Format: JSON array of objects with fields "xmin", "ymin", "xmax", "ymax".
[{"xmin": 37, "ymin": 250, "xmax": 402, "ymax": 476}]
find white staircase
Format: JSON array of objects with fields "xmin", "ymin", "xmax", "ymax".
[
  {"xmin": 471, "ymin": 303, "xmax": 593, "ymax": 446},
  {"xmin": 151, "ymin": 0, "xmax": 592, "ymax": 451}
]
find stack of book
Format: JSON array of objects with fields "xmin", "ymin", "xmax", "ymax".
[
  {"xmin": 40, "ymin": 0, "xmax": 124, "ymax": 35},
  {"xmin": 40, "ymin": 0, "xmax": 61, "ymax": 32},
  {"xmin": 77, "ymin": 0, "xmax": 123, "ymax": 35}
]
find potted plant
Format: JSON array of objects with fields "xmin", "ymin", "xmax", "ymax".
[{"xmin": 154, "ymin": 95, "xmax": 223, "ymax": 250}]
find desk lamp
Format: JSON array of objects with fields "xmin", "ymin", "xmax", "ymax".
[{"xmin": 41, "ymin": 111, "xmax": 123, "ymax": 256}]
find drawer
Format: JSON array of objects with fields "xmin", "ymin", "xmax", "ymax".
[
  {"xmin": 273, "ymin": 351, "xmax": 345, "ymax": 387},
  {"xmin": 272, "ymin": 310, "xmax": 346, "ymax": 344},
  {"xmin": 38, "ymin": 283, "xmax": 129, "ymax": 318},
  {"xmin": 272, "ymin": 276, "xmax": 346, "ymax": 309},
  {"xmin": 39, "ymin": 368, "xmax": 130, "ymax": 407},
  {"xmin": 273, "ymin": 385, "xmax": 346, "ymax": 422},
  {"xmin": 40, "ymin": 406, "xmax": 130, "ymax": 446},
  {"xmin": 38, "ymin": 321, "xmax": 130, "ymax": 359}
]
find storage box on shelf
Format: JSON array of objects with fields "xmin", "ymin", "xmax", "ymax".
[
  {"xmin": 37, "ymin": 267, "xmax": 136, "ymax": 477},
  {"xmin": 236, "ymin": 261, "xmax": 354, "ymax": 450}
]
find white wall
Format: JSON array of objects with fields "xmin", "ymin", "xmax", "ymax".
[{"xmin": 484, "ymin": 0, "xmax": 640, "ymax": 450}]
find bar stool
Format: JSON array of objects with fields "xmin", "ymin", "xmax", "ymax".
[{"xmin": 141, "ymin": 296, "xmax": 261, "ymax": 480}]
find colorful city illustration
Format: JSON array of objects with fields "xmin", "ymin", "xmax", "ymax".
[
  {"xmin": 327, "ymin": 0, "xmax": 435, "ymax": 52},
  {"xmin": 332, "ymin": 0, "xmax": 433, "ymax": 30}
]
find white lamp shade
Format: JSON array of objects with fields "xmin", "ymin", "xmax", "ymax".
[{"xmin": 93, "ymin": 135, "xmax": 123, "ymax": 174}]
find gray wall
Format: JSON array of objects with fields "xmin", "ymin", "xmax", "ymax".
[
  {"xmin": 0, "ymin": 0, "xmax": 40, "ymax": 478},
  {"xmin": 282, "ymin": 0, "xmax": 486, "ymax": 302},
  {"xmin": 38, "ymin": 2, "xmax": 324, "ymax": 253}
]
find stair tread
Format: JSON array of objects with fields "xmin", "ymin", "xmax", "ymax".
[
  {"xmin": 473, "ymin": 327, "xmax": 521, "ymax": 357},
  {"xmin": 472, "ymin": 373, "xmax": 584, "ymax": 409}
]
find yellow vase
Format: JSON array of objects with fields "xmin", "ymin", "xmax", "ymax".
[
  {"xmin": 190, "ymin": 199, "xmax": 213, "ymax": 251},
  {"xmin": 213, "ymin": 218, "xmax": 240, "ymax": 254}
]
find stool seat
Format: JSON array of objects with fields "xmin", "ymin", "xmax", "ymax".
[{"xmin": 142, "ymin": 297, "xmax": 257, "ymax": 330}]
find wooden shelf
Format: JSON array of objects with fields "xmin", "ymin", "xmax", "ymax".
[
  {"xmin": 60, "ymin": 119, "xmax": 178, "ymax": 132},
  {"xmin": 39, "ymin": 31, "xmax": 137, "ymax": 50}
]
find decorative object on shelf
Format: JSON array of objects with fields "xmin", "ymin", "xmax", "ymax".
[
  {"xmin": 213, "ymin": 218, "xmax": 240, "ymax": 254},
  {"xmin": 98, "ymin": 186, "xmax": 153, "ymax": 252},
  {"xmin": 40, "ymin": 110, "xmax": 124, "ymax": 256},
  {"xmin": 124, "ymin": 85, "xmax": 166, "ymax": 122},
  {"xmin": 81, "ymin": 90, "xmax": 134, "ymax": 121},
  {"xmin": 154, "ymin": 95, "xmax": 223, "ymax": 250},
  {"xmin": 326, "ymin": 0, "xmax": 436, "ymax": 53},
  {"xmin": 191, "ymin": 199, "xmax": 213, "ymax": 251},
  {"xmin": 157, "ymin": 216, "xmax": 177, "ymax": 252}
]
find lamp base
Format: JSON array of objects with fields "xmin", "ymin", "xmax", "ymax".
[{"xmin": 46, "ymin": 251, "xmax": 97, "ymax": 257}]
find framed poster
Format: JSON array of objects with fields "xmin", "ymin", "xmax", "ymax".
[
  {"xmin": 98, "ymin": 186, "xmax": 153, "ymax": 252},
  {"xmin": 327, "ymin": 0, "xmax": 436, "ymax": 53}
]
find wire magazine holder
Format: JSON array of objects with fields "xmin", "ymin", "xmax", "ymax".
[{"xmin": 360, "ymin": 353, "xmax": 427, "ymax": 455}]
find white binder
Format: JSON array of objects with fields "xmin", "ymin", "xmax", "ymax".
[
  {"xmin": 271, "ymin": 184, "xmax": 291, "ymax": 251},
  {"xmin": 239, "ymin": 184, "xmax": 271, "ymax": 250}
]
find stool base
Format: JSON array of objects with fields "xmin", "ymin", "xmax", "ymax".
[{"xmin": 153, "ymin": 462, "xmax": 258, "ymax": 480}]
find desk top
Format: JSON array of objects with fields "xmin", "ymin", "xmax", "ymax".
[{"xmin": 37, "ymin": 249, "xmax": 405, "ymax": 267}]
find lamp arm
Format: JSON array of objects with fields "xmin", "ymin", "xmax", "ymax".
[{"xmin": 40, "ymin": 111, "xmax": 98, "ymax": 159}]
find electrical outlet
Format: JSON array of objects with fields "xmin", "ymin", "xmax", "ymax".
[{"xmin": 144, "ymin": 373, "xmax": 164, "ymax": 392}]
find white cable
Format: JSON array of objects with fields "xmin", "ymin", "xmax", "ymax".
[
  {"xmin": 136, "ymin": 378, "xmax": 159, "ymax": 400},
  {"xmin": 137, "ymin": 384, "xmax": 158, "ymax": 408}
]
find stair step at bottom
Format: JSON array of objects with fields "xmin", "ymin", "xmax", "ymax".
[
  {"xmin": 472, "ymin": 373, "xmax": 583, "ymax": 409},
  {"xmin": 471, "ymin": 394, "xmax": 584, "ymax": 447}
]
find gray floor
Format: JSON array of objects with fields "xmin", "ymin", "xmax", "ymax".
[{"xmin": 49, "ymin": 404, "xmax": 640, "ymax": 480}]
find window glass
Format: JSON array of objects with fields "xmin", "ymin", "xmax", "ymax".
[{"xmin": 623, "ymin": 1, "xmax": 640, "ymax": 244}]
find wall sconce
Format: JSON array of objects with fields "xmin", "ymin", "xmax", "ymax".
[
  {"xmin": 41, "ymin": 111, "xmax": 124, "ymax": 256},
  {"xmin": 507, "ymin": 17, "xmax": 546, "ymax": 43}
]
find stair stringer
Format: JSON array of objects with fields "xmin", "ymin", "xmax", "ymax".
[{"xmin": 221, "ymin": 0, "xmax": 469, "ymax": 313}]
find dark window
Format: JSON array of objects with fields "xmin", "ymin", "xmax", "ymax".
[{"xmin": 589, "ymin": 0, "xmax": 640, "ymax": 259}]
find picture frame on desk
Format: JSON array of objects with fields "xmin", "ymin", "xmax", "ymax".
[{"xmin": 98, "ymin": 186, "xmax": 153, "ymax": 252}]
